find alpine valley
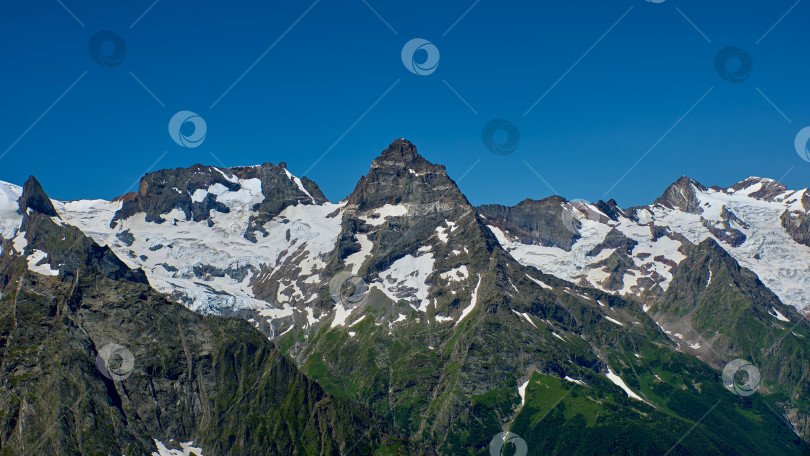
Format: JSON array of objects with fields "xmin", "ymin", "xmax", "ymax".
[{"xmin": 1, "ymin": 139, "xmax": 809, "ymax": 455}]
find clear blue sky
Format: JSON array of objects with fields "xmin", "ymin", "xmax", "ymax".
[{"xmin": 1, "ymin": 0, "xmax": 808, "ymax": 207}]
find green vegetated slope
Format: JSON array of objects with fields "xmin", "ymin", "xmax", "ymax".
[
  {"xmin": 271, "ymin": 142, "xmax": 810, "ymax": 454},
  {"xmin": 651, "ymin": 237, "xmax": 810, "ymax": 444},
  {"xmin": 0, "ymin": 177, "xmax": 415, "ymax": 456}
]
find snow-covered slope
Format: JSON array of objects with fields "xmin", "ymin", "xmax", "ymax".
[
  {"xmin": 0, "ymin": 165, "xmax": 344, "ymax": 328},
  {"xmin": 484, "ymin": 177, "xmax": 810, "ymax": 313}
]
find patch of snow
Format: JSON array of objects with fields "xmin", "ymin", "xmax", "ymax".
[
  {"xmin": 373, "ymin": 252, "xmax": 435, "ymax": 310},
  {"xmin": 456, "ymin": 274, "xmax": 482, "ymax": 325},
  {"xmin": 440, "ymin": 265, "xmax": 469, "ymax": 283},
  {"xmin": 345, "ymin": 234, "xmax": 373, "ymax": 275},
  {"xmin": 525, "ymin": 274, "xmax": 552, "ymax": 290},
  {"xmin": 564, "ymin": 376, "xmax": 586, "ymax": 386},
  {"xmin": 435, "ymin": 224, "xmax": 449, "ymax": 243},
  {"xmin": 359, "ymin": 204, "xmax": 408, "ymax": 226},
  {"xmin": 518, "ymin": 379, "xmax": 529, "ymax": 407},
  {"xmin": 350, "ymin": 314, "xmax": 367, "ymax": 327},
  {"xmin": 604, "ymin": 316, "xmax": 624, "ymax": 326},
  {"xmin": 512, "ymin": 310, "xmax": 538, "ymax": 329},
  {"xmin": 12, "ymin": 232, "xmax": 27, "ymax": 253},
  {"xmin": 605, "ymin": 368, "xmax": 644, "ymax": 402},
  {"xmin": 151, "ymin": 439, "xmax": 203, "ymax": 456},
  {"xmin": 26, "ymin": 250, "xmax": 58, "ymax": 276},
  {"xmin": 770, "ymin": 307, "xmax": 790, "ymax": 322}
]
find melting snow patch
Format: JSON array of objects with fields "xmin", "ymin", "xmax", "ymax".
[
  {"xmin": 604, "ymin": 316, "xmax": 624, "ymax": 326},
  {"xmin": 456, "ymin": 274, "xmax": 482, "ymax": 325},
  {"xmin": 440, "ymin": 265, "xmax": 469, "ymax": 283},
  {"xmin": 152, "ymin": 440, "xmax": 203, "ymax": 456},
  {"xmin": 770, "ymin": 307, "xmax": 790, "ymax": 322},
  {"xmin": 345, "ymin": 234, "xmax": 373, "ymax": 275},
  {"xmin": 512, "ymin": 310, "xmax": 538, "ymax": 329},
  {"xmin": 359, "ymin": 204, "xmax": 408, "ymax": 226},
  {"xmin": 350, "ymin": 314, "xmax": 367, "ymax": 327},
  {"xmin": 435, "ymin": 224, "xmax": 449, "ymax": 243},
  {"xmin": 518, "ymin": 379, "xmax": 529, "ymax": 407},
  {"xmin": 12, "ymin": 232, "xmax": 27, "ymax": 253},
  {"xmin": 525, "ymin": 274, "xmax": 552, "ymax": 290},
  {"xmin": 564, "ymin": 376, "xmax": 586, "ymax": 386},
  {"xmin": 330, "ymin": 303, "xmax": 355, "ymax": 329},
  {"xmin": 27, "ymin": 250, "xmax": 58, "ymax": 276},
  {"xmin": 605, "ymin": 368, "xmax": 644, "ymax": 402},
  {"xmin": 374, "ymin": 252, "xmax": 435, "ymax": 310}
]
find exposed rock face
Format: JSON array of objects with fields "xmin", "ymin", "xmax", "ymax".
[
  {"xmin": 782, "ymin": 209, "xmax": 810, "ymax": 247},
  {"xmin": 477, "ymin": 196, "xmax": 582, "ymax": 251},
  {"xmin": 10, "ymin": 177, "xmax": 148, "ymax": 284},
  {"xmin": 336, "ymin": 139, "xmax": 497, "ymax": 282},
  {"xmin": 17, "ymin": 176, "xmax": 59, "ymax": 217},
  {"xmin": 111, "ymin": 162, "xmax": 327, "ymax": 242},
  {"xmin": 594, "ymin": 198, "xmax": 625, "ymax": 221},
  {"xmin": 653, "ymin": 176, "xmax": 707, "ymax": 214},
  {"xmin": 731, "ymin": 176, "xmax": 789, "ymax": 201},
  {"xmin": 586, "ymin": 228, "xmax": 637, "ymax": 257},
  {"xmin": 701, "ymin": 206, "xmax": 748, "ymax": 248}
]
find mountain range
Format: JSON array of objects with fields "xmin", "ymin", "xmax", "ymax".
[{"xmin": 1, "ymin": 139, "xmax": 809, "ymax": 455}]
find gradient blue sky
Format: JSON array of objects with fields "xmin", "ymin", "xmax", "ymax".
[{"xmin": 1, "ymin": 0, "xmax": 808, "ymax": 207}]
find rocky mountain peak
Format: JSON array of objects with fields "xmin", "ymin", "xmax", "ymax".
[
  {"xmin": 653, "ymin": 176, "xmax": 707, "ymax": 214},
  {"xmin": 347, "ymin": 139, "xmax": 465, "ymax": 210},
  {"xmin": 730, "ymin": 176, "xmax": 788, "ymax": 201},
  {"xmin": 372, "ymin": 138, "xmax": 424, "ymax": 166},
  {"xmin": 17, "ymin": 176, "xmax": 59, "ymax": 217},
  {"xmin": 110, "ymin": 162, "xmax": 327, "ymax": 241}
]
